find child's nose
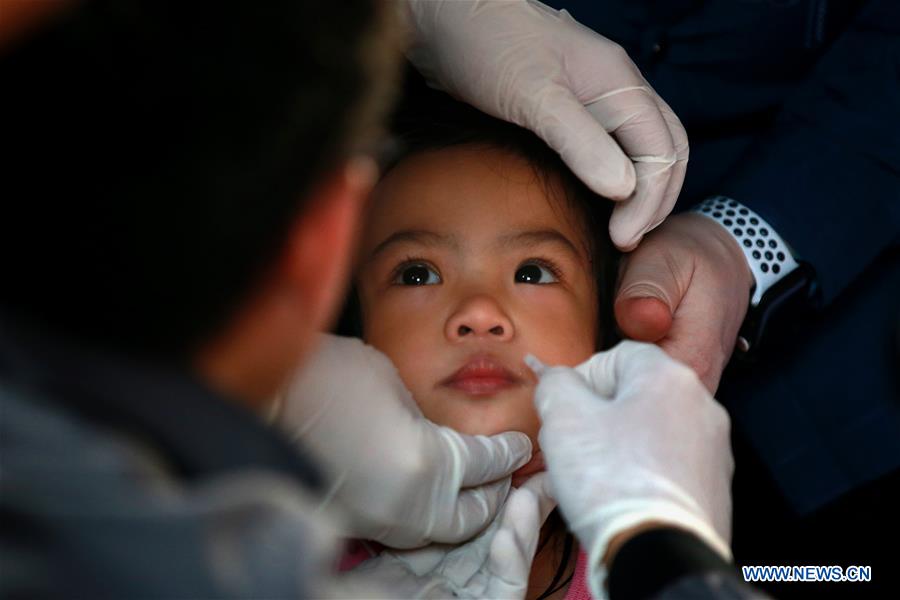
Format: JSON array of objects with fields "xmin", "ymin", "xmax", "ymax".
[{"xmin": 445, "ymin": 295, "xmax": 514, "ymax": 342}]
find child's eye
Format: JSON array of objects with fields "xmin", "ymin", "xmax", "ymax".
[
  {"xmin": 393, "ymin": 263, "xmax": 442, "ymax": 286},
  {"xmin": 515, "ymin": 261, "xmax": 559, "ymax": 285}
]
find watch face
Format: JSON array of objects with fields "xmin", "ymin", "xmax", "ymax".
[{"xmin": 736, "ymin": 262, "xmax": 816, "ymax": 360}]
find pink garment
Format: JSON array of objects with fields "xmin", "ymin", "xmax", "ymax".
[
  {"xmin": 563, "ymin": 549, "xmax": 594, "ymax": 600},
  {"xmin": 337, "ymin": 539, "xmax": 380, "ymax": 571}
]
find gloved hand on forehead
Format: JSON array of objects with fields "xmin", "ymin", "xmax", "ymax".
[
  {"xmin": 528, "ymin": 341, "xmax": 733, "ymax": 598},
  {"xmin": 273, "ymin": 334, "xmax": 533, "ymax": 549},
  {"xmin": 404, "ymin": 0, "xmax": 688, "ymax": 251}
]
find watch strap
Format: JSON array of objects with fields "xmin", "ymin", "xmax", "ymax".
[{"xmin": 692, "ymin": 196, "xmax": 799, "ymax": 306}]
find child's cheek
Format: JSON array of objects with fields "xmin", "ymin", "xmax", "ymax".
[{"xmin": 517, "ymin": 296, "xmax": 597, "ymax": 364}]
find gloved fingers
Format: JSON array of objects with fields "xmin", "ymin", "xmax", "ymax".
[
  {"xmin": 530, "ymin": 345, "xmax": 670, "ymax": 420},
  {"xmin": 583, "ymin": 86, "xmax": 677, "ymax": 164},
  {"xmin": 585, "ymin": 88, "xmax": 679, "ymax": 251},
  {"xmin": 608, "ymin": 161, "xmax": 672, "ymax": 252},
  {"xmin": 430, "ymin": 484, "xmax": 541, "ymax": 598},
  {"xmin": 433, "ymin": 477, "xmax": 512, "ymax": 544},
  {"xmin": 648, "ymin": 97, "xmax": 689, "ymax": 230},
  {"xmin": 525, "ymin": 0, "xmax": 562, "ymax": 19},
  {"xmin": 572, "ymin": 341, "xmax": 673, "ymax": 399},
  {"xmin": 531, "ymin": 362, "xmax": 605, "ymax": 419},
  {"xmin": 527, "ymin": 355, "xmax": 607, "ymax": 411},
  {"xmin": 478, "ymin": 529, "xmax": 529, "ymax": 600},
  {"xmin": 570, "ymin": 352, "xmax": 615, "ymax": 398},
  {"xmin": 383, "ymin": 544, "xmax": 449, "ymax": 579},
  {"xmin": 438, "ymin": 521, "xmax": 498, "ymax": 591},
  {"xmin": 481, "ymin": 482, "xmax": 544, "ymax": 600},
  {"xmin": 455, "ymin": 429, "xmax": 533, "ymax": 488},
  {"xmin": 527, "ymin": 85, "xmax": 636, "ymax": 201},
  {"xmin": 515, "ymin": 472, "xmax": 558, "ymax": 525},
  {"xmin": 574, "ymin": 341, "xmax": 720, "ymax": 437}
]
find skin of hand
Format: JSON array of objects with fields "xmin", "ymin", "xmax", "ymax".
[{"xmin": 613, "ymin": 213, "xmax": 754, "ymax": 391}]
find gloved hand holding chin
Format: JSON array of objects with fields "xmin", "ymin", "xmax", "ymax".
[{"xmin": 273, "ymin": 334, "xmax": 533, "ymax": 549}]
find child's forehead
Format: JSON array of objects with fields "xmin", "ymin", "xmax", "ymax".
[
  {"xmin": 364, "ymin": 145, "xmax": 590, "ymax": 255},
  {"xmin": 383, "ymin": 142, "xmax": 543, "ymax": 186},
  {"xmin": 370, "ymin": 144, "xmax": 584, "ymax": 235}
]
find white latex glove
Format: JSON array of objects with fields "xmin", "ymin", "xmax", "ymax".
[
  {"xmin": 527, "ymin": 341, "xmax": 733, "ymax": 598},
  {"xmin": 405, "ymin": 0, "xmax": 688, "ymax": 251},
  {"xmin": 272, "ymin": 334, "xmax": 533, "ymax": 549},
  {"xmin": 343, "ymin": 474, "xmax": 556, "ymax": 599}
]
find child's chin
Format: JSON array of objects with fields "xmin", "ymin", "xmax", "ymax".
[{"xmin": 511, "ymin": 449, "xmax": 545, "ymax": 487}]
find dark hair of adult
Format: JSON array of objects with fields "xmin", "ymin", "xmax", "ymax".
[{"xmin": 0, "ymin": 0, "xmax": 401, "ymax": 360}]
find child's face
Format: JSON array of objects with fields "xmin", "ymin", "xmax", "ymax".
[{"xmin": 357, "ymin": 144, "xmax": 599, "ymax": 466}]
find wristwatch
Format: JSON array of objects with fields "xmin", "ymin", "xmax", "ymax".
[{"xmin": 692, "ymin": 196, "xmax": 818, "ymax": 359}]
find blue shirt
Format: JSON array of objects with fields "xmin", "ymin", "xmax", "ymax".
[{"xmin": 0, "ymin": 318, "xmax": 331, "ymax": 598}]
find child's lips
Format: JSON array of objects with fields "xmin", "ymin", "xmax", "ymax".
[
  {"xmin": 511, "ymin": 449, "xmax": 545, "ymax": 487},
  {"xmin": 440, "ymin": 355, "xmax": 525, "ymax": 397},
  {"xmin": 446, "ymin": 375, "xmax": 518, "ymax": 396}
]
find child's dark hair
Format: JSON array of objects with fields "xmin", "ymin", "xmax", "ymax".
[{"xmin": 337, "ymin": 68, "xmax": 621, "ymax": 598}]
